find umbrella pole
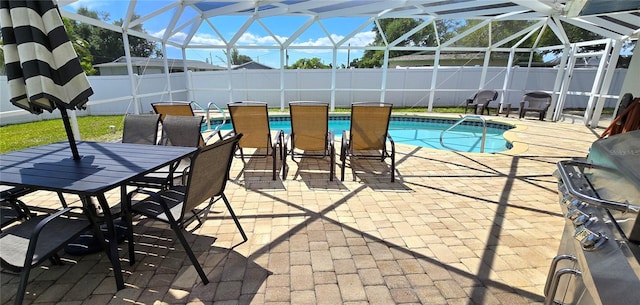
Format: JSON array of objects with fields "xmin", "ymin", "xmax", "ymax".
[{"xmin": 60, "ymin": 108, "xmax": 81, "ymax": 160}]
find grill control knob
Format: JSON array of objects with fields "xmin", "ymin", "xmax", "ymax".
[
  {"xmin": 566, "ymin": 199, "xmax": 587, "ymax": 210},
  {"xmin": 572, "ymin": 213, "xmax": 594, "ymax": 227},
  {"xmin": 574, "ymin": 226, "xmax": 607, "ymax": 251}
]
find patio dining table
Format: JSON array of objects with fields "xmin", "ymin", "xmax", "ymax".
[{"xmin": 0, "ymin": 141, "xmax": 197, "ymax": 290}]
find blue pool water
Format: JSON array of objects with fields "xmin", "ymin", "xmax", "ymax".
[{"xmin": 208, "ymin": 116, "xmax": 514, "ymax": 153}]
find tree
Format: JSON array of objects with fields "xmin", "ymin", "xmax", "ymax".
[
  {"xmin": 71, "ymin": 7, "xmax": 161, "ymax": 66},
  {"xmin": 62, "ymin": 17, "xmax": 96, "ymax": 75},
  {"xmin": 227, "ymin": 49, "xmax": 252, "ymax": 65},
  {"xmin": 287, "ymin": 57, "xmax": 331, "ymax": 69},
  {"xmin": 356, "ymin": 18, "xmax": 453, "ymax": 68},
  {"xmin": 537, "ymin": 22, "xmax": 604, "ymax": 54}
]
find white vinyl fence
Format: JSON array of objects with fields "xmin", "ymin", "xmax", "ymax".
[{"xmin": 0, "ymin": 66, "xmax": 627, "ymax": 126}]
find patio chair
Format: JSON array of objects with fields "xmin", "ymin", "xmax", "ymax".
[
  {"xmin": 123, "ymin": 134, "xmax": 246, "ymax": 285},
  {"xmin": 464, "ymin": 89, "xmax": 499, "ymax": 115},
  {"xmin": 519, "ymin": 91, "xmax": 552, "ymax": 120},
  {"xmin": 227, "ymin": 101, "xmax": 284, "ymax": 180},
  {"xmin": 284, "ymin": 101, "xmax": 335, "ymax": 180},
  {"xmin": 1, "ymin": 186, "xmax": 34, "ymax": 231},
  {"xmin": 152, "ymin": 101, "xmax": 206, "ymax": 146},
  {"xmin": 130, "ymin": 115, "xmax": 203, "ymax": 190},
  {"xmin": 1, "ymin": 206, "xmax": 94, "ymax": 305},
  {"xmin": 122, "ymin": 114, "xmax": 160, "ymax": 145},
  {"xmin": 340, "ymin": 102, "xmax": 396, "ymax": 182}
]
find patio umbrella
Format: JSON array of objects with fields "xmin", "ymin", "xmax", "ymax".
[{"xmin": 1, "ymin": 0, "xmax": 93, "ymax": 159}]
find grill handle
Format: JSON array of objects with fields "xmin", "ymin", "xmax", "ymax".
[
  {"xmin": 557, "ymin": 160, "xmax": 640, "ymax": 214},
  {"xmin": 544, "ymin": 254, "xmax": 577, "ymax": 297},
  {"xmin": 544, "ymin": 268, "xmax": 583, "ymax": 305}
]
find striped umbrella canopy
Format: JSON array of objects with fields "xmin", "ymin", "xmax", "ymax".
[{"xmin": 1, "ymin": 0, "xmax": 93, "ymax": 159}]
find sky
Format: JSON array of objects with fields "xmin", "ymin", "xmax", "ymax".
[{"xmin": 62, "ymin": 0, "xmax": 378, "ymax": 68}]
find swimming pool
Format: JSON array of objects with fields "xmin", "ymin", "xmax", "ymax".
[{"xmin": 207, "ymin": 116, "xmax": 514, "ymax": 153}]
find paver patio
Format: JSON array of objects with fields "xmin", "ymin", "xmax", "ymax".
[{"xmin": 1, "ymin": 113, "xmax": 606, "ymax": 304}]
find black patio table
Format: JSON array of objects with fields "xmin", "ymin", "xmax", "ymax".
[{"xmin": 0, "ymin": 141, "xmax": 197, "ymax": 290}]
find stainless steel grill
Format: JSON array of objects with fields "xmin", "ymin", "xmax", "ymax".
[{"xmin": 546, "ymin": 130, "xmax": 640, "ymax": 305}]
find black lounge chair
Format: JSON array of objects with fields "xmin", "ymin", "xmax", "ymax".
[
  {"xmin": 519, "ymin": 91, "xmax": 552, "ymax": 120},
  {"xmin": 464, "ymin": 89, "xmax": 499, "ymax": 115}
]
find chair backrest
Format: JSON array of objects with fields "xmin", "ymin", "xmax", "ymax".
[
  {"xmin": 122, "ymin": 114, "xmax": 160, "ymax": 145},
  {"xmin": 350, "ymin": 102, "xmax": 393, "ymax": 151},
  {"xmin": 227, "ymin": 101, "xmax": 271, "ymax": 149},
  {"xmin": 158, "ymin": 115, "xmax": 203, "ymax": 147},
  {"xmin": 523, "ymin": 91, "xmax": 552, "ymax": 109},
  {"xmin": 289, "ymin": 101, "xmax": 329, "ymax": 151},
  {"xmin": 183, "ymin": 133, "xmax": 242, "ymax": 213},
  {"xmin": 473, "ymin": 90, "xmax": 499, "ymax": 103},
  {"xmin": 152, "ymin": 101, "xmax": 195, "ymax": 121}
]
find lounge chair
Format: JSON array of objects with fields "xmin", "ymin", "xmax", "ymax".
[
  {"xmin": 340, "ymin": 102, "xmax": 395, "ymax": 182},
  {"xmin": 227, "ymin": 101, "xmax": 284, "ymax": 180},
  {"xmin": 123, "ymin": 134, "xmax": 246, "ymax": 285},
  {"xmin": 122, "ymin": 114, "xmax": 160, "ymax": 145},
  {"xmin": 464, "ymin": 89, "xmax": 499, "ymax": 115},
  {"xmin": 152, "ymin": 101, "xmax": 197, "ymax": 120},
  {"xmin": 519, "ymin": 91, "xmax": 552, "ymax": 120},
  {"xmin": 284, "ymin": 101, "xmax": 335, "ymax": 180}
]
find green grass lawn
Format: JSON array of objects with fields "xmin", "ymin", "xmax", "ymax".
[{"xmin": 0, "ymin": 115, "xmax": 124, "ymax": 153}]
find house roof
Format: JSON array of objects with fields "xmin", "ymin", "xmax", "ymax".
[
  {"xmin": 232, "ymin": 61, "xmax": 274, "ymax": 70},
  {"xmin": 93, "ymin": 56, "xmax": 225, "ymax": 70}
]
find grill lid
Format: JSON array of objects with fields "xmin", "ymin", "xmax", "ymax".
[{"xmin": 586, "ymin": 130, "xmax": 640, "ymax": 242}]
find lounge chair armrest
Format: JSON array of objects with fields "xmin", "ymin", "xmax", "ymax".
[
  {"xmin": 203, "ymin": 127, "xmax": 225, "ymax": 145},
  {"xmin": 341, "ymin": 130, "xmax": 348, "ymax": 160},
  {"xmin": 283, "ymin": 131, "xmax": 292, "ymax": 151},
  {"xmin": 327, "ymin": 130, "xmax": 335, "ymax": 154}
]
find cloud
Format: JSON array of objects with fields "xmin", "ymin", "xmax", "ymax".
[{"xmin": 153, "ymin": 29, "xmax": 373, "ymax": 50}]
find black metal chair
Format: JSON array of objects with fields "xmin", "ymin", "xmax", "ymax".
[
  {"xmin": 123, "ymin": 134, "xmax": 246, "ymax": 284},
  {"xmin": 0, "ymin": 206, "xmax": 96, "ymax": 305},
  {"xmin": 122, "ymin": 114, "xmax": 160, "ymax": 145},
  {"xmin": 464, "ymin": 89, "xmax": 499, "ymax": 115},
  {"xmin": 1, "ymin": 186, "xmax": 34, "ymax": 231},
  {"xmin": 130, "ymin": 115, "xmax": 204, "ymax": 190}
]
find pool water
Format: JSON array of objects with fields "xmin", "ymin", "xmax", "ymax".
[{"xmin": 209, "ymin": 116, "xmax": 513, "ymax": 153}]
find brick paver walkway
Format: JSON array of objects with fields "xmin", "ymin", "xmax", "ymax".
[{"xmin": 1, "ymin": 113, "xmax": 604, "ymax": 304}]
